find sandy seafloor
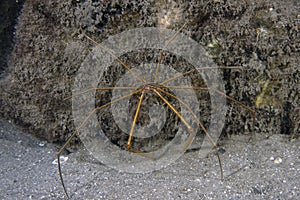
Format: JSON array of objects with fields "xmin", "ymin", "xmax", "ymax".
[{"xmin": 0, "ymin": 119, "xmax": 299, "ymax": 199}]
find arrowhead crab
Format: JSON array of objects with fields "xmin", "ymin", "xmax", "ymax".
[{"xmin": 56, "ymin": 23, "xmax": 255, "ymax": 199}]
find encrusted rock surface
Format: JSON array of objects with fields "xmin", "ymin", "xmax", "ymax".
[{"xmin": 0, "ymin": 0, "xmax": 299, "ymax": 145}]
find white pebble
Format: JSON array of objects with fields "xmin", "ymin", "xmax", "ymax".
[
  {"xmin": 38, "ymin": 141, "xmax": 47, "ymax": 147},
  {"xmin": 274, "ymin": 157, "xmax": 283, "ymax": 164},
  {"xmin": 52, "ymin": 156, "xmax": 68, "ymax": 165}
]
